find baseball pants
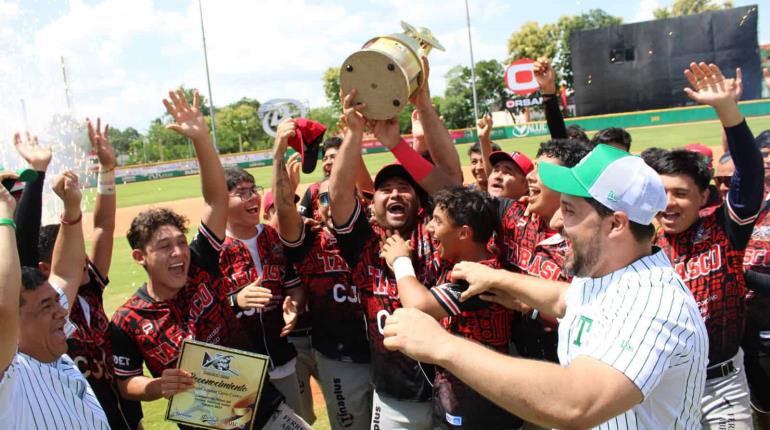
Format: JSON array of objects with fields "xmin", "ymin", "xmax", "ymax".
[
  {"xmin": 314, "ymin": 349, "xmax": 373, "ymax": 430},
  {"xmin": 371, "ymin": 390, "xmax": 431, "ymax": 430},
  {"xmin": 701, "ymin": 348, "xmax": 754, "ymax": 429}
]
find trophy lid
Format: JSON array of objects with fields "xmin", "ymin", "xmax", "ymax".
[{"xmin": 401, "ymin": 21, "xmax": 444, "ymax": 54}]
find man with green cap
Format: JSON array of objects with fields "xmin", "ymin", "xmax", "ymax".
[{"xmin": 381, "ymin": 144, "xmax": 709, "ymax": 429}]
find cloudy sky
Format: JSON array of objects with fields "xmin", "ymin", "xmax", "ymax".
[{"xmin": 0, "ymin": 0, "xmax": 765, "ymax": 137}]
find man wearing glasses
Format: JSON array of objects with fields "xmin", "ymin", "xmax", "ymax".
[
  {"xmin": 272, "ymin": 119, "xmax": 373, "ymax": 430},
  {"xmin": 217, "ymin": 166, "xmax": 312, "ymax": 422}
]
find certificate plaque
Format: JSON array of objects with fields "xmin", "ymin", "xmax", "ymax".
[{"xmin": 165, "ymin": 339, "xmax": 269, "ymax": 430}]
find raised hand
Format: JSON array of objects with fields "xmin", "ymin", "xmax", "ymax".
[
  {"xmin": 159, "ymin": 368, "xmax": 195, "ymax": 399},
  {"xmin": 87, "ymin": 117, "xmax": 116, "ymax": 170},
  {"xmin": 14, "ymin": 132, "xmax": 52, "ymax": 172},
  {"xmin": 286, "ymin": 152, "xmax": 301, "ymax": 193},
  {"xmin": 732, "ymin": 68, "xmax": 743, "ymax": 102},
  {"xmin": 683, "ymin": 62, "xmax": 739, "ymax": 107},
  {"xmin": 273, "ymin": 119, "xmax": 297, "ymax": 158},
  {"xmin": 0, "ymin": 171, "xmax": 19, "ymax": 218},
  {"xmin": 52, "ymin": 171, "xmax": 82, "ymax": 213},
  {"xmin": 163, "ymin": 89, "xmax": 209, "ymax": 141},
  {"xmin": 533, "ymin": 57, "xmax": 557, "ymax": 94},
  {"xmin": 372, "ymin": 116, "xmax": 402, "ymax": 149},
  {"xmin": 477, "ymin": 115, "xmax": 493, "ymax": 142},
  {"xmin": 340, "ymin": 88, "xmax": 367, "ymax": 136},
  {"xmin": 411, "ymin": 110, "xmax": 424, "ymax": 141}
]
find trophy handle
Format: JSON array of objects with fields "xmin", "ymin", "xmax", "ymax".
[{"xmin": 400, "ymin": 21, "xmax": 445, "ymax": 55}]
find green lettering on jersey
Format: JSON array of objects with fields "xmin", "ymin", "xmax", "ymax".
[{"xmin": 573, "ymin": 315, "xmax": 594, "ymax": 347}]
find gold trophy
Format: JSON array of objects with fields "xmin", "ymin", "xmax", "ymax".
[{"xmin": 340, "ymin": 21, "xmax": 444, "ymax": 120}]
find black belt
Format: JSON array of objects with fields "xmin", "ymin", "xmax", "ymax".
[{"xmin": 706, "ymin": 360, "xmax": 736, "ymax": 380}]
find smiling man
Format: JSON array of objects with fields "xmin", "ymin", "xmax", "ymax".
[
  {"xmin": 380, "ymin": 187, "xmax": 520, "ymax": 429},
  {"xmin": 382, "ymin": 144, "xmax": 708, "ymax": 429},
  {"xmin": 650, "ymin": 63, "xmax": 765, "ymax": 429}
]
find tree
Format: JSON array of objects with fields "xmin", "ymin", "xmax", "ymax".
[
  {"xmin": 439, "ymin": 60, "xmax": 509, "ymax": 129},
  {"xmin": 654, "ymin": 0, "xmax": 733, "ymax": 19},
  {"xmin": 108, "ymin": 127, "xmax": 141, "ymax": 155},
  {"xmin": 506, "ymin": 10, "xmax": 622, "ymax": 91},
  {"xmin": 322, "ymin": 67, "xmax": 341, "ymax": 112},
  {"xmin": 216, "ymin": 102, "xmax": 268, "ymax": 153}
]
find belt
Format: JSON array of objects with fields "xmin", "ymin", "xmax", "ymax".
[{"xmin": 706, "ymin": 359, "xmax": 736, "ymax": 380}]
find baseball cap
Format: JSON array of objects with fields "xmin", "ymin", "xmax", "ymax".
[
  {"xmin": 288, "ymin": 119, "xmax": 327, "ymax": 174},
  {"xmin": 374, "ymin": 163, "xmax": 418, "ymax": 190},
  {"xmin": 489, "ymin": 151, "xmax": 534, "ymax": 175},
  {"xmin": 1, "ymin": 167, "xmax": 38, "ymax": 193},
  {"xmin": 262, "ymin": 190, "xmax": 299, "ymax": 220},
  {"xmin": 685, "ymin": 143, "xmax": 714, "ymax": 171},
  {"xmin": 539, "ymin": 144, "xmax": 667, "ymax": 225}
]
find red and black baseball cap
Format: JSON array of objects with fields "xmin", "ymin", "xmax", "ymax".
[
  {"xmin": 288, "ymin": 119, "xmax": 327, "ymax": 174},
  {"xmin": 489, "ymin": 150, "xmax": 534, "ymax": 176},
  {"xmin": 262, "ymin": 189, "xmax": 300, "ymax": 220},
  {"xmin": 374, "ymin": 163, "xmax": 429, "ymax": 204}
]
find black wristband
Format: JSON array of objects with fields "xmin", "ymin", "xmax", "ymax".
[{"xmin": 228, "ymin": 293, "xmax": 241, "ymax": 312}]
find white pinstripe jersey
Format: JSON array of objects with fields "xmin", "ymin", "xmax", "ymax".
[
  {"xmin": 0, "ymin": 352, "xmax": 110, "ymax": 429},
  {"xmin": 558, "ymin": 249, "xmax": 708, "ymax": 429}
]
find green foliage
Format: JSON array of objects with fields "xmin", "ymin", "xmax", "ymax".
[
  {"xmin": 440, "ymin": 60, "xmax": 507, "ymax": 129},
  {"xmin": 307, "ymin": 105, "xmax": 340, "ymax": 136},
  {"xmin": 215, "ymin": 100, "xmax": 270, "ymax": 153},
  {"xmin": 654, "ymin": 0, "xmax": 733, "ymax": 19},
  {"xmin": 506, "ymin": 10, "xmax": 622, "ymax": 91},
  {"xmin": 322, "ymin": 67, "xmax": 342, "ymax": 112}
]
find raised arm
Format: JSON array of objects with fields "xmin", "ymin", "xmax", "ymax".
[
  {"xmin": 87, "ymin": 118, "xmax": 117, "ymax": 276},
  {"xmin": 411, "ymin": 56, "xmax": 463, "ymax": 184},
  {"xmin": 272, "ymin": 120, "xmax": 304, "ymax": 243},
  {"xmin": 452, "ymin": 261, "xmax": 569, "ymax": 318},
  {"xmin": 0, "ymin": 171, "xmax": 20, "ymax": 372},
  {"xmin": 684, "ymin": 63, "xmax": 763, "ymax": 246},
  {"xmin": 534, "ymin": 57, "xmax": 567, "ymax": 139},
  {"xmin": 330, "ymin": 89, "xmax": 367, "ymax": 227},
  {"xmin": 49, "ymin": 171, "xmax": 86, "ymax": 310},
  {"xmin": 477, "ymin": 115, "xmax": 495, "ymax": 181},
  {"xmin": 13, "ymin": 132, "xmax": 51, "ymax": 267},
  {"xmin": 164, "ymin": 89, "xmax": 227, "ymax": 238},
  {"xmin": 374, "ymin": 117, "xmax": 460, "ymax": 193}
]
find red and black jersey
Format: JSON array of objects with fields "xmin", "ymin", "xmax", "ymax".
[
  {"xmin": 743, "ymin": 201, "xmax": 770, "ymax": 332},
  {"xmin": 219, "ymin": 225, "xmax": 299, "ymax": 369},
  {"xmin": 68, "ymin": 262, "xmax": 142, "ymax": 430},
  {"xmin": 334, "ymin": 199, "xmax": 438, "ymax": 401},
  {"xmin": 111, "ymin": 223, "xmax": 249, "ymax": 378},
  {"xmin": 655, "ymin": 204, "xmax": 757, "ymax": 364},
  {"xmin": 110, "ymin": 223, "xmax": 284, "ymax": 430},
  {"xmin": 299, "ymin": 181, "xmax": 322, "ymax": 220},
  {"xmin": 493, "ymin": 199, "xmax": 541, "ymax": 272},
  {"xmin": 281, "ymin": 225, "xmax": 369, "ymax": 363},
  {"xmin": 429, "ymin": 258, "xmax": 521, "ymax": 429}
]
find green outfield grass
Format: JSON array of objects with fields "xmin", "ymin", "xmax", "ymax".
[{"xmin": 99, "ymin": 116, "xmax": 770, "ymax": 429}]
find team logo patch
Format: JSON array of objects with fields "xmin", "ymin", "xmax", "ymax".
[{"xmin": 201, "ymin": 352, "xmax": 238, "ymax": 376}]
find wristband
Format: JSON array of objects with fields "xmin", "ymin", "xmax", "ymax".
[
  {"xmin": 541, "ymin": 92, "xmax": 557, "ymax": 98},
  {"xmin": 0, "ymin": 218, "xmax": 16, "ymax": 230},
  {"xmin": 98, "ymin": 170, "xmax": 116, "ymax": 195},
  {"xmin": 392, "ymin": 256, "xmax": 416, "ymax": 282},
  {"xmin": 390, "ymin": 140, "xmax": 433, "ymax": 183},
  {"xmin": 99, "ymin": 166, "xmax": 115, "ymax": 174},
  {"xmin": 60, "ymin": 211, "xmax": 82, "ymax": 225}
]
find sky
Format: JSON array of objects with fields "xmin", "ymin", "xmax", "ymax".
[{"xmin": 0, "ymin": 0, "xmax": 765, "ymax": 137}]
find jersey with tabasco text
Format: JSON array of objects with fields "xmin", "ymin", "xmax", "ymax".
[
  {"xmin": 493, "ymin": 198, "xmax": 559, "ymax": 278},
  {"xmin": 429, "ymin": 257, "xmax": 520, "ymax": 429},
  {"xmin": 219, "ymin": 224, "xmax": 299, "ymax": 368},
  {"xmin": 743, "ymin": 201, "xmax": 770, "ymax": 336},
  {"xmin": 110, "ymin": 223, "xmax": 249, "ymax": 378},
  {"xmin": 281, "ymin": 224, "xmax": 369, "ymax": 363},
  {"xmin": 334, "ymin": 199, "xmax": 438, "ymax": 401},
  {"xmin": 655, "ymin": 205, "xmax": 753, "ymax": 364}
]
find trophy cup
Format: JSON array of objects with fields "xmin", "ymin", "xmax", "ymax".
[{"xmin": 340, "ymin": 21, "xmax": 444, "ymax": 120}]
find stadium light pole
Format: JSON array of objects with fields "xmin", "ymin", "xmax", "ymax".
[
  {"xmin": 198, "ymin": 0, "xmax": 219, "ymax": 152},
  {"xmin": 464, "ymin": 0, "xmax": 480, "ymax": 122}
]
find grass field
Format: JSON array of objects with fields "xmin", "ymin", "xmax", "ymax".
[{"xmin": 97, "ymin": 116, "xmax": 770, "ymax": 429}]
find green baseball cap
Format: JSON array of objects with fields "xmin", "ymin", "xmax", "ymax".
[{"xmin": 538, "ymin": 144, "xmax": 667, "ymax": 225}]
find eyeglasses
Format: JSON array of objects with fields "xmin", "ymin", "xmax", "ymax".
[
  {"xmin": 318, "ymin": 192, "xmax": 330, "ymax": 207},
  {"xmin": 714, "ymin": 176, "xmax": 731, "ymax": 188},
  {"xmin": 231, "ymin": 185, "xmax": 264, "ymax": 200}
]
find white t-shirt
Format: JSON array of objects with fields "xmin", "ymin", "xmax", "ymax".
[
  {"xmin": 0, "ymin": 352, "xmax": 110, "ymax": 429},
  {"xmin": 558, "ymin": 249, "xmax": 708, "ymax": 429}
]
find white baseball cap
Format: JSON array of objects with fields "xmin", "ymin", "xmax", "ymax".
[{"xmin": 539, "ymin": 144, "xmax": 667, "ymax": 225}]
